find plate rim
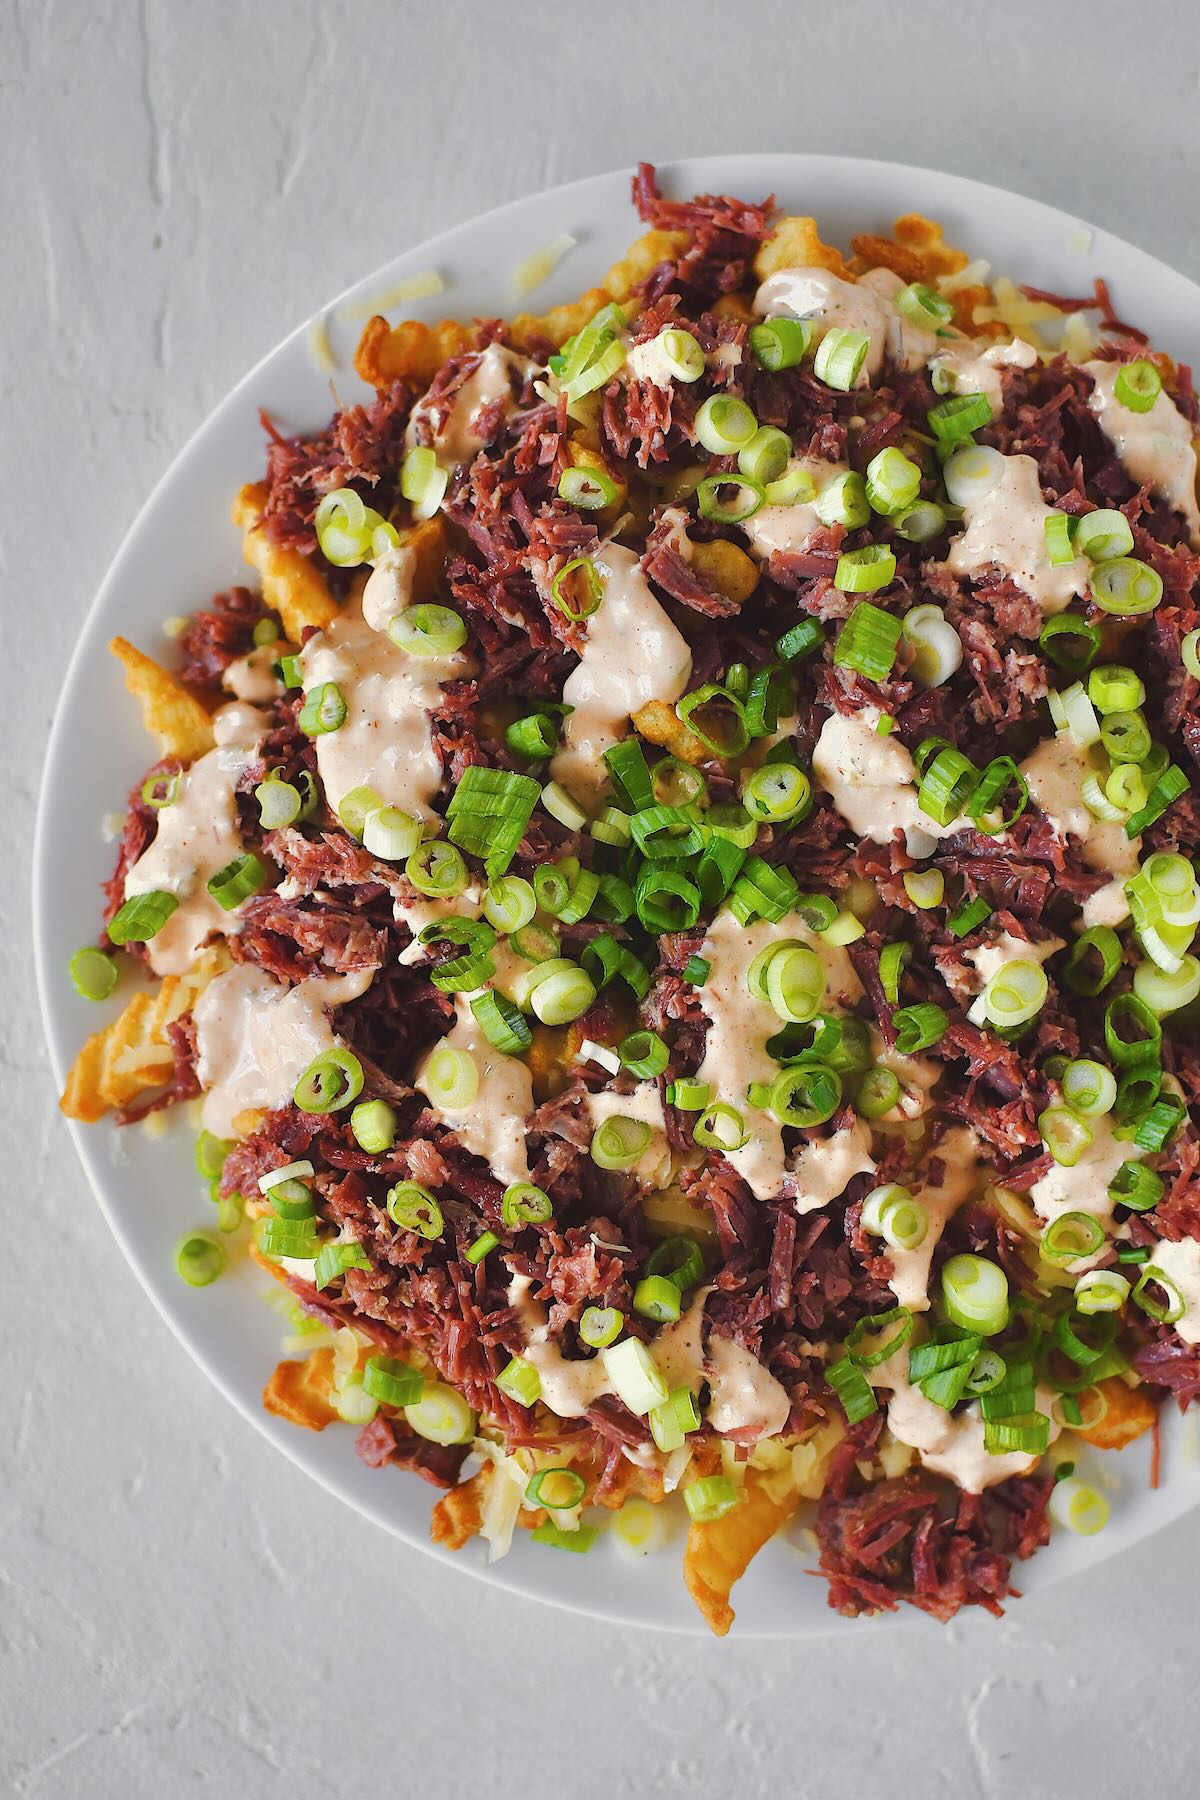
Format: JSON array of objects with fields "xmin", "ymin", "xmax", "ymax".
[{"xmin": 33, "ymin": 150, "xmax": 1200, "ymax": 1637}]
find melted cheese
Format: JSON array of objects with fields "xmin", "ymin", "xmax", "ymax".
[
  {"xmin": 946, "ymin": 454, "xmax": 1091, "ymax": 614},
  {"xmin": 696, "ymin": 910, "xmax": 862, "ymax": 1201},
  {"xmin": 124, "ymin": 738, "xmax": 256, "ymax": 977},
  {"xmin": 1084, "ymin": 360, "xmax": 1200, "ymax": 546},
  {"xmin": 548, "ymin": 543, "xmax": 692, "ymax": 802},
  {"xmin": 405, "ymin": 343, "xmax": 533, "ymax": 466},
  {"xmin": 791, "ymin": 1118, "xmax": 877, "ymax": 1216},
  {"xmin": 1020, "ymin": 734, "xmax": 1141, "ymax": 879},
  {"xmin": 298, "ymin": 595, "xmax": 469, "ymax": 822},
  {"xmin": 194, "ymin": 963, "xmax": 371, "ymax": 1136}
]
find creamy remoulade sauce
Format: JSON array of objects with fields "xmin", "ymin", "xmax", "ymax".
[
  {"xmin": 887, "ymin": 1126, "xmax": 980, "ymax": 1312},
  {"xmin": 1029, "ymin": 1111, "xmax": 1142, "ymax": 1231},
  {"xmin": 223, "ymin": 644, "xmax": 281, "ymax": 703},
  {"xmin": 415, "ymin": 994, "xmax": 533, "ymax": 1192},
  {"xmin": 695, "ymin": 910, "xmax": 863, "ymax": 1202},
  {"xmin": 946, "ymin": 453, "xmax": 1091, "ymax": 614},
  {"xmin": 963, "ymin": 929, "xmax": 1065, "ymax": 989},
  {"xmin": 873, "ymin": 1343, "xmax": 1060, "ymax": 1491},
  {"xmin": 585, "ymin": 1083, "xmax": 672, "ymax": 1189},
  {"xmin": 812, "ymin": 706, "xmax": 968, "ymax": 856},
  {"xmin": 405, "ymin": 343, "xmax": 534, "ymax": 467},
  {"xmin": 737, "ymin": 457, "xmax": 847, "ymax": 562},
  {"xmin": 298, "ymin": 580, "xmax": 470, "ymax": 823},
  {"xmin": 194, "ymin": 963, "xmax": 372, "ymax": 1137},
  {"xmin": 1145, "ymin": 1237, "xmax": 1200, "ymax": 1345},
  {"xmin": 1019, "ymin": 734, "xmax": 1142, "ymax": 900},
  {"xmin": 790, "ymin": 1118, "xmax": 876, "ymax": 1217},
  {"xmin": 123, "ymin": 717, "xmax": 259, "ymax": 979},
  {"xmin": 930, "ymin": 336, "xmax": 1038, "ymax": 410},
  {"xmin": 1083, "ymin": 359, "xmax": 1200, "ymax": 547},
  {"xmin": 549, "ymin": 542, "xmax": 692, "ymax": 803},
  {"xmin": 752, "ymin": 265, "xmax": 947, "ymax": 385}
]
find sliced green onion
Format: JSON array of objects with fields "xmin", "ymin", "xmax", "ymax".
[
  {"xmin": 506, "ymin": 713, "xmax": 558, "ymax": 759},
  {"xmin": 206, "ymin": 853, "xmax": 269, "ymax": 912},
  {"xmin": 983, "ymin": 1413, "xmax": 1050, "ymax": 1456},
  {"xmin": 1040, "ymin": 614, "xmax": 1101, "ymax": 674},
  {"xmin": 980, "ymin": 959, "xmax": 1048, "ymax": 1029},
  {"xmin": 1182, "ymin": 629, "xmax": 1200, "ymax": 680},
  {"xmin": 1134, "ymin": 953, "xmax": 1200, "ymax": 1016},
  {"xmin": 918, "ymin": 745, "xmax": 978, "ymax": 826},
  {"xmin": 1090, "ymin": 557, "xmax": 1164, "ymax": 616},
  {"xmin": 1104, "ymin": 992, "xmax": 1162, "ymax": 1065},
  {"xmin": 530, "ymin": 964, "xmax": 596, "ymax": 1026},
  {"xmin": 697, "ymin": 473, "xmax": 766, "ymax": 524},
  {"xmin": 314, "ymin": 1240, "xmax": 372, "ymax": 1290},
  {"xmin": 480, "ymin": 876, "xmax": 534, "ymax": 935},
  {"xmin": 464, "ymin": 1231, "xmax": 498, "ymax": 1266},
  {"xmin": 531, "ymin": 1522, "xmax": 596, "ymax": 1553},
  {"xmin": 404, "ymin": 841, "xmax": 467, "ymax": 901},
  {"xmin": 525, "ymin": 1466, "xmax": 588, "ymax": 1511},
  {"xmin": 1039, "ymin": 1106, "xmax": 1094, "ymax": 1168},
  {"xmin": 865, "ymin": 447, "xmax": 922, "ymax": 517},
  {"xmin": 386, "ymin": 1181, "xmax": 444, "ymax": 1239},
  {"xmin": 947, "ymin": 896, "xmax": 992, "ymax": 938},
  {"xmin": 1101, "ymin": 710, "xmax": 1152, "ymax": 765},
  {"xmin": 363, "ymin": 1356, "xmax": 424, "ymax": 1407},
  {"xmin": 1108, "ymin": 1160, "xmax": 1163, "ymax": 1213},
  {"xmin": 633, "ymin": 865, "xmax": 700, "ymax": 933},
  {"xmin": 903, "ymin": 869, "xmax": 945, "ymax": 910},
  {"xmin": 632, "ymin": 1275, "xmax": 682, "ymax": 1323},
  {"xmin": 1061, "ymin": 1059, "xmax": 1117, "ymax": 1118},
  {"xmin": 405, "ymin": 1383, "xmax": 476, "ymax": 1445},
  {"xmin": 814, "ymin": 471, "xmax": 871, "ymax": 530},
  {"xmin": 422, "ymin": 1043, "xmax": 479, "ymax": 1110},
  {"xmin": 1114, "ymin": 359, "xmax": 1162, "ymax": 412},
  {"xmin": 768, "ymin": 1062, "xmax": 842, "ymax": 1128},
  {"xmin": 855, "ymin": 1066, "xmax": 901, "ymax": 1119},
  {"xmin": 891, "ymin": 1002, "xmax": 947, "ymax": 1053},
  {"xmin": 1132, "ymin": 1265, "xmax": 1185, "ymax": 1324},
  {"xmin": 1076, "ymin": 510, "xmax": 1136, "ymax": 564},
  {"xmin": 897, "ymin": 281, "xmax": 954, "ymax": 328},
  {"xmin": 766, "ymin": 945, "xmax": 827, "ymax": 1025},
  {"xmin": 292, "ymin": 1047, "xmax": 364, "ymax": 1114},
  {"xmin": 348, "ymin": 1099, "xmax": 396, "ymax": 1154},
  {"xmin": 1043, "ymin": 511, "xmax": 1078, "ymax": 567},
  {"xmin": 590, "ymin": 805, "xmax": 632, "ymax": 847},
  {"xmin": 676, "ymin": 683, "xmax": 749, "ymax": 757},
  {"xmin": 603, "ymin": 739, "xmax": 654, "ymax": 812},
  {"xmin": 765, "ymin": 464, "xmax": 818, "ymax": 506},
  {"xmin": 942, "ymin": 1254, "xmax": 1009, "ymax": 1336},
  {"xmin": 929, "ymin": 391, "xmax": 992, "ymax": 443},
  {"xmin": 550, "ymin": 556, "xmax": 605, "ymax": 622},
  {"xmin": 651, "ymin": 756, "xmax": 707, "ymax": 809},
  {"xmin": 1074, "ymin": 1270, "xmax": 1131, "ymax": 1316},
  {"xmin": 813, "ymin": 327, "xmax": 870, "ymax": 391},
  {"xmin": 1124, "ymin": 764, "xmax": 1190, "ymax": 838},
  {"xmin": 589, "ymin": 1112, "xmax": 656, "ymax": 1173},
  {"xmin": 894, "ymin": 499, "xmax": 947, "ymax": 543},
  {"xmin": 749, "ymin": 317, "xmax": 814, "ymax": 369},
  {"xmin": 175, "ymin": 1231, "xmax": 224, "ymax": 1287},
  {"xmin": 835, "ymin": 544, "xmax": 897, "ymax": 594},
  {"xmin": 108, "ymin": 890, "xmax": 179, "ymax": 945},
  {"xmin": 255, "ymin": 775, "xmax": 301, "ymax": 830},
  {"xmin": 943, "ymin": 442, "xmax": 1005, "ymax": 506},
  {"xmin": 1040, "ymin": 1211, "xmax": 1106, "ymax": 1265},
  {"xmin": 69, "ymin": 945, "xmax": 119, "ymax": 1000},
  {"xmin": 845, "ymin": 1306, "xmax": 915, "ymax": 1369},
  {"xmin": 669, "ymin": 1078, "xmax": 711, "ymax": 1112},
  {"xmin": 602, "ymin": 1338, "xmax": 669, "ymax": 1415},
  {"xmin": 619, "ymin": 1030, "xmax": 669, "ymax": 1079},
  {"xmin": 471, "ymin": 989, "xmax": 533, "ymax": 1055},
  {"xmin": 298, "ymin": 681, "xmax": 347, "ymax": 736},
  {"xmin": 1134, "ymin": 1097, "xmax": 1185, "ymax": 1153},
  {"xmin": 832, "ymin": 601, "xmax": 902, "ymax": 680},
  {"xmin": 400, "ymin": 447, "xmax": 449, "ymax": 520},
  {"xmin": 558, "ymin": 464, "xmax": 619, "ymax": 511},
  {"xmin": 683, "ymin": 1475, "xmax": 741, "ymax": 1523},
  {"xmin": 694, "ymin": 393, "xmax": 758, "ymax": 455},
  {"xmin": 738, "ymin": 426, "xmax": 793, "ymax": 487},
  {"xmin": 579, "ymin": 1306, "xmax": 623, "ymax": 1349},
  {"xmin": 644, "ymin": 1234, "xmax": 704, "ymax": 1292},
  {"xmin": 968, "ymin": 757, "xmax": 1028, "ymax": 834},
  {"xmin": 500, "ymin": 1182, "xmax": 553, "ymax": 1229},
  {"xmin": 541, "ymin": 781, "xmax": 589, "ymax": 832},
  {"xmin": 1063, "ymin": 927, "xmax": 1122, "ymax": 997},
  {"xmin": 693, "ymin": 1102, "xmax": 751, "ymax": 1152},
  {"xmin": 727, "ymin": 856, "xmax": 799, "ymax": 926},
  {"xmin": 827, "ymin": 1355, "xmax": 878, "ymax": 1424},
  {"xmin": 497, "ymin": 1357, "xmax": 541, "ymax": 1408},
  {"xmin": 683, "ymin": 954, "xmax": 710, "ymax": 986},
  {"xmin": 630, "ymin": 804, "xmax": 706, "ymax": 861},
  {"xmin": 389, "ymin": 603, "xmax": 469, "ymax": 659}
]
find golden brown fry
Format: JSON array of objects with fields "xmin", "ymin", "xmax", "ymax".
[
  {"xmin": 263, "ymin": 1349, "xmax": 340, "ymax": 1431},
  {"xmin": 684, "ymin": 1467, "xmax": 805, "ymax": 1637},
  {"xmin": 60, "ymin": 949, "xmax": 226, "ymax": 1122},
  {"xmin": 589, "ymin": 1458, "xmax": 666, "ymax": 1512},
  {"xmin": 754, "ymin": 216, "xmax": 851, "ymax": 283},
  {"xmin": 526, "ymin": 1024, "xmax": 572, "ymax": 1103},
  {"xmin": 109, "ymin": 636, "xmax": 214, "ymax": 761},
  {"xmin": 357, "ymin": 228, "xmax": 688, "ymax": 383},
  {"xmin": 1074, "ymin": 1378, "xmax": 1157, "ymax": 1452},
  {"xmin": 849, "ymin": 212, "xmax": 970, "ymax": 284},
  {"xmin": 232, "ymin": 482, "xmax": 338, "ymax": 637},
  {"xmin": 431, "ymin": 1469, "xmax": 491, "ymax": 1549},
  {"xmin": 632, "ymin": 699, "xmax": 709, "ymax": 768},
  {"xmin": 402, "ymin": 515, "xmax": 450, "ymax": 602},
  {"xmin": 688, "ymin": 539, "xmax": 759, "ymax": 606}
]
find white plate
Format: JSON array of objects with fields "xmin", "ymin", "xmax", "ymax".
[{"xmin": 34, "ymin": 154, "xmax": 1200, "ymax": 1636}]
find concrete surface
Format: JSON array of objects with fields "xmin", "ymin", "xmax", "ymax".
[{"xmin": 6, "ymin": 1, "xmax": 1200, "ymax": 1795}]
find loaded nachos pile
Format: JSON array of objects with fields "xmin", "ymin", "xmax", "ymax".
[{"xmin": 61, "ymin": 164, "xmax": 1200, "ymax": 1633}]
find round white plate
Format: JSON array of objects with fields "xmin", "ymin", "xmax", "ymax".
[{"xmin": 35, "ymin": 154, "xmax": 1200, "ymax": 1635}]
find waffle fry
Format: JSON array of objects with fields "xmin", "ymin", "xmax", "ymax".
[{"xmin": 109, "ymin": 636, "xmax": 214, "ymax": 761}]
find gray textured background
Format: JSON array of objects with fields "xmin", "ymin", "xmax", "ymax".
[{"xmin": 8, "ymin": 2, "xmax": 1200, "ymax": 1795}]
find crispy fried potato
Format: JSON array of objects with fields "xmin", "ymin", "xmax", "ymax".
[
  {"xmin": 632, "ymin": 699, "xmax": 709, "ymax": 768},
  {"xmin": 263, "ymin": 1349, "xmax": 339, "ymax": 1431},
  {"xmin": 688, "ymin": 539, "xmax": 759, "ymax": 606},
  {"xmin": 711, "ymin": 293, "xmax": 755, "ymax": 325},
  {"xmin": 754, "ymin": 216, "xmax": 851, "ymax": 283},
  {"xmin": 849, "ymin": 212, "xmax": 970, "ymax": 284},
  {"xmin": 431, "ymin": 1469, "xmax": 491, "ymax": 1549},
  {"xmin": 590, "ymin": 1458, "xmax": 666, "ymax": 1512},
  {"xmin": 527, "ymin": 1024, "xmax": 572, "ymax": 1102},
  {"xmin": 357, "ymin": 228, "xmax": 688, "ymax": 383},
  {"xmin": 232, "ymin": 482, "xmax": 337, "ymax": 637},
  {"xmin": 60, "ymin": 948, "xmax": 226, "ymax": 1122},
  {"xmin": 564, "ymin": 437, "xmax": 628, "ymax": 515},
  {"xmin": 402, "ymin": 515, "xmax": 450, "ymax": 602},
  {"xmin": 1074, "ymin": 1377, "xmax": 1157, "ymax": 1452},
  {"xmin": 109, "ymin": 636, "xmax": 214, "ymax": 761},
  {"xmin": 684, "ymin": 1467, "xmax": 805, "ymax": 1637}
]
